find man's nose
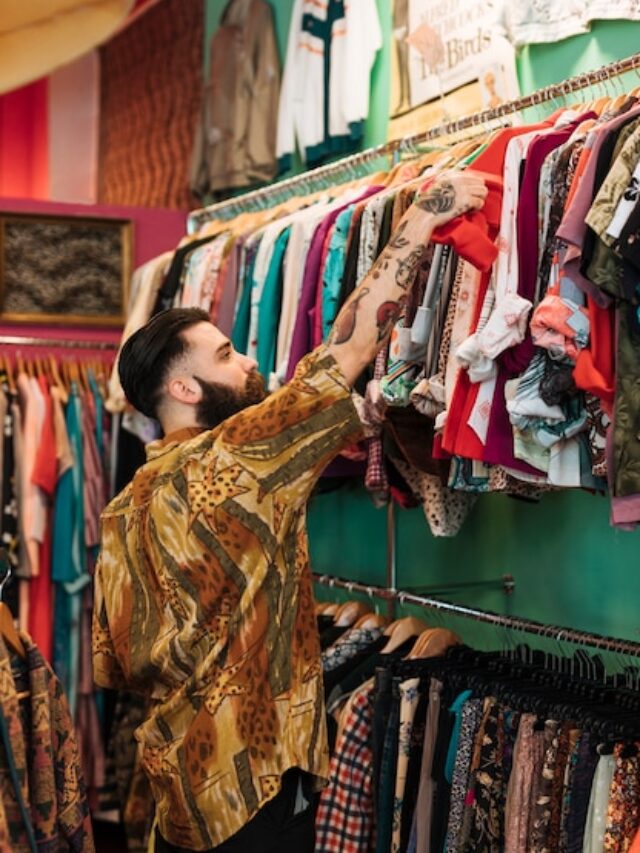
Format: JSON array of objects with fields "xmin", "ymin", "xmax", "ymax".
[{"xmin": 242, "ymin": 354, "xmax": 258, "ymax": 372}]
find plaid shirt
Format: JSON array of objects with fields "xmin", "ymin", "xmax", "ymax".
[{"xmin": 315, "ymin": 686, "xmax": 375, "ymax": 852}]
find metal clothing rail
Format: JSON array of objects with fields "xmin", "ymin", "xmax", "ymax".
[
  {"xmin": 187, "ymin": 51, "xmax": 640, "ymax": 231},
  {"xmin": 0, "ymin": 334, "xmax": 118, "ymax": 350},
  {"xmin": 312, "ymin": 574, "xmax": 640, "ymax": 657}
]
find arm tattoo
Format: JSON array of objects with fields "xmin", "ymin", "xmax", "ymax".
[
  {"xmin": 329, "ymin": 287, "xmax": 370, "ymax": 345},
  {"xmin": 386, "ymin": 220, "xmax": 410, "ymax": 250},
  {"xmin": 376, "ymin": 299, "xmax": 405, "ymax": 343},
  {"xmin": 415, "ymin": 180, "xmax": 456, "ymax": 216},
  {"xmin": 371, "ymin": 243, "xmax": 424, "ymax": 291}
]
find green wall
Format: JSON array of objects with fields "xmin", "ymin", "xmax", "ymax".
[{"xmin": 203, "ymin": 3, "xmax": 640, "ymax": 646}]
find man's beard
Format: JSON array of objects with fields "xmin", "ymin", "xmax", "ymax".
[{"xmin": 194, "ymin": 370, "xmax": 266, "ymax": 429}]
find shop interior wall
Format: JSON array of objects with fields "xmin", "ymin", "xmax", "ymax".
[{"xmin": 203, "ymin": 3, "xmax": 640, "ymax": 642}]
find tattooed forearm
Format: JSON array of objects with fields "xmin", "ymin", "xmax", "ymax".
[
  {"xmin": 415, "ymin": 180, "xmax": 456, "ymax": 216},
  {"xmin": 329, "ymin": 287, "xmax": 370, "ymax": 345}
]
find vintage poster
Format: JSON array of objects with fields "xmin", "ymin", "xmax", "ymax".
[{"xmin": 388, "ymin": 0, "xmax": 519, "ymax": 141}]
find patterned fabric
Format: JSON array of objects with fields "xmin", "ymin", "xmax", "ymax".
[
  {"xmin": 93, "ymin": 345, "xmax": 362, "ymax": 850},
  {"xmin": 0, "ymin": 632, "xmax": 94, "ymax": 851},
  {"xmin": 603, "ymin": 743, "xmax": 640, "ymax": 853},
  {"xmin": 529, "ymin": 719, "xmax": 560, "ymax": 849},
  {"xmin": 558, "ymin": 727, "xmax": 582, "ymax": 853},
  {"xmin": 100, "ymin": 691, "xmax": 154, "ymax": 852},
  {"xmin": 468, "ymin": 698, "xmax": 504, "ymax": 852},
  {"xmin": 546, "ymin": 722, "xmax": 576, "ymax": 849},
  {"xmin": 0, "ymin": 378, "xmax": 18, "ymax": 611},
  {"xmin": 565, "ymin": 732, "xmax": 600, "ymax": 853},
  {"xmin": 321, "ymin": 626, "xmax": 384, "ymax": 673},
  {"xmin": 315, "ymin": 687, "xmax": 375, "ymax": 853},
  {"xmin": 504, "ymin": 713, "xmax": 545, "ymax": 851},
  {"xmin": 444, "ymin": 698, "xmax": 483, "ymax": 853},
  {"xmin": 98, "ymin": 0, "xmax": 203, "ymax": 208},
  {"xmin": 391, "ymin": 677, "xmax": 420, "ymax": 853}
]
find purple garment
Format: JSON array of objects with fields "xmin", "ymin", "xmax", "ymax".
[
  {"xmin": 484, "ymin": 123, "xmax": 580, "ymax": 472},
  {"xmin": 285, "ymin": 186, "xmax": 383, "ymax": 380},
  {"xmin": 556, "ymin": 103, "xmax": 640, "ymax": 308}
]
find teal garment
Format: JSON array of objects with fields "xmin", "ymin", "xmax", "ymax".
[
  {"xmin": 88, "ymin": 372, "xmax": 104, "ymax": 465},
  {"xmin": 445, "ymin": 690, "xmax": 473, "ymax": 783},
  {"xmin": 231, "ymin": 241, "xmax": 260, "ymax": 355},
  {"xmin": 256, "ymin": 226, "xmax": 291, "ymax": 378},
  {"xmin": 52, "ymin": 387, "xmax": 88, "ymax": 718},
  {"xmin": 322, "ymin": 205, "xmax": 356, "ymax": 341}
]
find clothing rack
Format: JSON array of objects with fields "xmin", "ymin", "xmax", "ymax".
[
  {"xmin": 313, "ymin": 574, "xmax": 640, "ymax": 657},
  {"xmin": 0, "ymin": 334, "xmax": 118, "ymax": 350},
  {"xmin": 187, "ymin": 51, "xmax": 640, "ymax": 231}
]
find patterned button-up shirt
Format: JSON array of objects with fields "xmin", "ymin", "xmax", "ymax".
[{"xmin": 92, "ymin": 346, "xmax": 362, "ymax": 850}]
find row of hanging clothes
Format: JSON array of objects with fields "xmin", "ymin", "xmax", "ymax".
[
  {"xmin": 313, "ymin": 592, "xmax": 640, "ymax": 853},
  {"xmin": 0, "ymin": 342, "xmax": 115, "ymax": 816},
  {"xmin": 107, "ymin": 61, "xmax": 640, "ymax": 536}
]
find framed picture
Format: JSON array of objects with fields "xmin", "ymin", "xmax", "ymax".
[{"xmin": 0, "ymin": 212, "xmax": 133, "ymax": 326}]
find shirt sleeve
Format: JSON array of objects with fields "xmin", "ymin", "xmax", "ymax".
[
  {"xmin": 218, "ymin": 345, "xmax": 363, "ymax": 506},
  {"xmin": 92, "ymin": 550, "xmax": 127, "ymax": 690}
]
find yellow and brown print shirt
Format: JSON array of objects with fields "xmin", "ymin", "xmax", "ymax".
[{"xmin": 92, "ymin": 346, "xmax": 362, "ymax": 850}]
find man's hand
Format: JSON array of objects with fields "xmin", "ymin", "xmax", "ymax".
[{"xmin": 413, "ymin": 171, "xmax": 489, "ymax": 227}]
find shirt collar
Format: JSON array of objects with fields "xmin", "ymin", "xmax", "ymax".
[{"xmin": 146, "ymin": 426, "xmax": 204, "ymax": 461}]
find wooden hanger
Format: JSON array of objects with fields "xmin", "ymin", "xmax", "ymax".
[
  {"xmin": 15, "ymin": 352, "xmax": 26, "ymax": 377},
  {"xmin": 0, "ymin": 355, "xmax": 15, "ymax": 395},
  {"xmin": 0, "ymin": 550, "xmax": 25, "ymax": 660},
  {"xmin": 48, "ymin": 355, "xmax": 69, "ymax": 402},
  {"xmin": 380, "ymin": 616, "xmax": 430, "ymax": 654},
  {"xmin": 333, "ymin": 600, "xmax": 371, "ymax": 627},
  {"xmin": 406, "ymin": 627, "xmax": 460, "ymax": 659},
  {"xmin": 352, "ymin": 612, "xmax": 389, "ymax": 631},
  {"xmin": 322, "ymin": 603, "xmax": 339, "ymax": 617}
]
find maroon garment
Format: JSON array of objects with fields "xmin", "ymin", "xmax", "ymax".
[
  {"xmin": 483, "ymin": 123, "xmax": 579, "ymax": 472},
  {"xmin": 285, "ymin": 186, "xmax": 383, "ymax": 380}
]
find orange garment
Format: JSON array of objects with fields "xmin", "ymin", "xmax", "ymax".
[
  {"xmin": 438, "ymin": 123, "xmax": 554, "ymax": 460},
  {"xmin": 630, "ymin": 827, "xmax": 640, "ymax": 853}
]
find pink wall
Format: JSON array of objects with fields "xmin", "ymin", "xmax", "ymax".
[{"xmin": 0, "ymin": 197, "xmax": 186, "ymax": 345}]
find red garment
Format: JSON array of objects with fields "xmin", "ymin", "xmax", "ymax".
[
  {"xmin": 29, "ymin": 378, "xmax": 56, "ymax": 661},
  {"xmin": 428, "ymin": 170, "xmax": 504, "ymax": 271},
  {"xmin": 433, "ymin": 125, "xmax": 554, "ymax": 461},
  {"xmin": 573, "ymin": 298, "xmax": 615, "ymax": 415},
  {"xmin": 0, "ymin": 77, "xmax": 49, "ymax": 199}
]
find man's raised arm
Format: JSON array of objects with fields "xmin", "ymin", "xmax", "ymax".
[{"xmin": 327, "ymin": 171, "xmax": 488, "ymax": 386}]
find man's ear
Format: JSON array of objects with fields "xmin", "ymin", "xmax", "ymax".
[{"xmin": 166, "ymin": 375, "xmax": 202, "ymax": 406}]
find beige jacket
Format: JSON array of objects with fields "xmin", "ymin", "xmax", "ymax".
[{"xmin": 190, "ymin": 0, "xmax": 280, "ymax": 196}]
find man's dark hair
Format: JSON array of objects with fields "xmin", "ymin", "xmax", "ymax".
[{"xmin": 119, "ymin": 307, "xmax": 211, "ymax": 419}]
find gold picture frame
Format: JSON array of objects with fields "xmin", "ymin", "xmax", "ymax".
[{"xmin": 0, "ymin": 212, "xmax": 133, "ymax": 326}]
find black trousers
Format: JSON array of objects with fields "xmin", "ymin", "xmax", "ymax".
[{"xmin": 155, "ymin": 770, "xmax": 315, "ymax": 853}]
